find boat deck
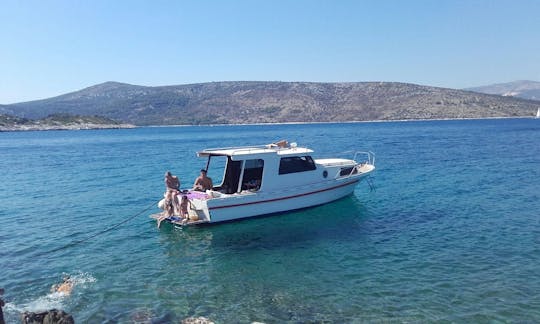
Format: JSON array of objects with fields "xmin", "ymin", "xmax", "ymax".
[{"xmin": 149, "ymin": 213, "xmax": 210, "ymax": 226}]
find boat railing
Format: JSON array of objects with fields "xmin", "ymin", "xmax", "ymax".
[
  {"xmin": 335, "ymin": 151, "xmax": 375, "ymax": 178},
  {"xmin": 353, "ymin": 151, "xmax": 375, "ymax": 166}
]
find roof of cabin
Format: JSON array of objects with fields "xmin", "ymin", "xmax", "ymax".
[{"xmin": 197, "ymin": 144, "xmax": 313, "ymax": 159}]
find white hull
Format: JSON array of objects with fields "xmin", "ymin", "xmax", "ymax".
[{"xmin": 204, "ymin": 177, "xmax": 362, "ymax": 223}]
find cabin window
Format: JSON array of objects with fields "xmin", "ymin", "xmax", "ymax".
[
  {"xmin": 339, "ymin": 166, "xmax": 358, "ymax": 176},
  {"xmin": 279, "ymin": 156, "xmax": 317, "ymax": 175},
  {"xmin": 242, "ymin": 159, "xmax": 264, "ymax": 191}
]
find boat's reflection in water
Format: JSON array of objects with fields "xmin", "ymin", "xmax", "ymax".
[
  {"xmin": 157, "ymin": 195, "xmax": 373, "ymax": 283},
  {"xmin": 153, "ymin": 195, "xmax": 372, "ymax": 321},
  {"xmin": 159, "ymin": 195, "xmax": 370, "ymax": 252}
]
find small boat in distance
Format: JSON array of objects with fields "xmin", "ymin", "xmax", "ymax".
[
  {"xmin": 150, "ymin": 140, "xmax": 375, "ymax": 226},
  {"xmin": 536, "ymin": 108, "xmax": 540, "ymax": 118}
]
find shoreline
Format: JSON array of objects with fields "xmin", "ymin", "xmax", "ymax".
[
  {"xmin": 0, "ymin": 123, "xmax": 135, "ymax": 132},
  {"xmin": 1, "ymin": 116, "xmax": 535, "ymax": 132},
  {"xmin": 144, "ymin": 115, "xmax": 534, "ymax": 128}
]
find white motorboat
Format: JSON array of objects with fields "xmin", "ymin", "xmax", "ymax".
[{"xmin": 151, "ymin": 141, "xmax": 375, "ymax": 226}]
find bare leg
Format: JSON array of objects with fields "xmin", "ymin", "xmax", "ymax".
[
  {"xmin": 157, "ymin": 214, "xmax": 165, "ymax": 228},
  {"xmin": 164, "ymin": 198, "xmax": 175, "ymax": 216},
  {"xmin": 157, "ymin": 200, "xmax": 173, "ymax": 228},
  {"xmin": 173, "ymin": 194, "xmax": 181, "ymax": 215}
]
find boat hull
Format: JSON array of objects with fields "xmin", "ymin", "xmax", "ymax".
[{"xmin": 205, "ymin": 177, "xmax": 363, "ymax": 223}]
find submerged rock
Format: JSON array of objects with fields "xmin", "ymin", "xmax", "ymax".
[
  {"xmin": 181, "ymin": 316, "xmax": 215, "ymax": 324},
  {"xmin": 20, "ymin": 309, "xmax": 74, "ymax": 324},
  {"xmin": 0, "ymin": 288, "xmax": 5, "ymax": 324}
]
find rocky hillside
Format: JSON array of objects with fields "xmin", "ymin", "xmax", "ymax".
[
  {"xmin": 0, "ymin": 113, "xmax": 134, "ymax": 131},
  {"xmin": 3, "ymin": 81, "xmax": 540, "ymax": 125},
  {"xmin": 467, "ymin": 80, "xmax": 540, "ymax": 101}
]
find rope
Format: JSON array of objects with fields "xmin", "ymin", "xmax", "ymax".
[
  {"xmin": 44, "ymin": 200, "xmax": 158, "ymax": 255},
  {"xmin": 366, "ymin": 176, "xmax": 376, "ymax": 192}
]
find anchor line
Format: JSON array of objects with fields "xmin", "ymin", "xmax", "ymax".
[
  {"xmin": 366, "ymin": 176, "xmax": 376, "ymax": 192},
  {"xmin": 43, "ymin": 200, "xmax": 158, "ymax": 256}
]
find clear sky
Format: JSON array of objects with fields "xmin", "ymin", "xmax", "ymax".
[{"xmin": 1, "ymin": 0, "xmax": 539, "ymax": 104}]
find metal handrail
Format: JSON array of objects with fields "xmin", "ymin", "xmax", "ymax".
[
  {"xmin": 336, "ymin": 151, "xmax": 376, "ymax": 178},
  {"xmin": 353, "ymin": 151, "xmax": 375, "ymax": 166}
]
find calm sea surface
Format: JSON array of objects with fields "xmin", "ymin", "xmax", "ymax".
[{"xmin": 1, "ymin": 119, "xmax": 539, "ymax": 323}]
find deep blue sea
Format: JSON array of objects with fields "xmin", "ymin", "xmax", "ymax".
[{"xmin": 1, "ymin": 119, "xmax": 539, "ymax": 323}]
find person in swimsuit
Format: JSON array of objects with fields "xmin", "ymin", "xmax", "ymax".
[
  {"xmin": 193, "ymin": 169, "xmax": 213, "ymax": 191},
  {"xmin": 156, "ymin": 194, "xmax": 175, "ymax": 228},
  {"xmin": 179, "ymin": 195, "xmax": 193, "ymax": 221},
  {"xmin": 165, "ymin": 171, "xmax": 180, "ymax": 193},
  {"xmin": 164, "ymin": 171, "xmax": 181, "ymax": 213},
  {"xmin": 51, "ymin": 276, "xmax": 74, "ymax": 296},
  {"xmin": 156, "ymin": 171, "xmax": 181, "ymax": 228}
]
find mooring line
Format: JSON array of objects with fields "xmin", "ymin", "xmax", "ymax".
[
  {"xmin": 43, "ymin": 200, "xmax": 158, "ymax": 255},
  {"xmin": 367, "ymin": 176, "xmax": 376, "ymax": 192}
]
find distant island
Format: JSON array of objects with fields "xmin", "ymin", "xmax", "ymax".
[
  {"xmin": 1, "ymin": 81, "xmax": 540, "ymax": 126},
  {"xmin": 0, "ymin": 113, "xmax": 134, "ymax": 132},
  {"xmin": 466, "ymin": 80, "xmax": 540, "ymax": 101}
]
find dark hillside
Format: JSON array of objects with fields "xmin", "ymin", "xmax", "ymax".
[{"xmin": 5, "ymin": 81, "xmax": 540, "ymax": 125}]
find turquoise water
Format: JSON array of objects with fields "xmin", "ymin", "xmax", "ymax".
[{"xmin": 1, "ymin": 119, "xmax": 539, "ymax": 322}]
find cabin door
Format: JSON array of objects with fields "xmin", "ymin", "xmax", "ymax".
[
  {"xmin": 240, "ymin": 159, "xmax": 264, "ymax": 191},
  {"xmin": 221, "ymin": 158, "xmax": 242, "ymax": 194}
]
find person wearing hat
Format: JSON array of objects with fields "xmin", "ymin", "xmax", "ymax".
[{"xmin": 193, "ymin": 169, "xmax": 213, "ymax": 192}]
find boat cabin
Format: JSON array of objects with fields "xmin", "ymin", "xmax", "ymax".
[{"xmin": 197, "ymin": 142, "xmax": 319, "ymax": 194}]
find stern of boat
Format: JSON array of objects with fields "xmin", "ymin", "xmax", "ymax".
[{"xmin": 149, "ymin": 191, "xmax": 213, "ymax": 227}]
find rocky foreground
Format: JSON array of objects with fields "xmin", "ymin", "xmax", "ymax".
[
  {"xmin": 20, "ymin": 310, "xmax": 74, "ymax": 324},
  {"xmin": 0, "ymin": 113, "xmax": 134, "ymax": 132}
]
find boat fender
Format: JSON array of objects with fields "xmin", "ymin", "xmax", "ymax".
[
  {"xmin": 323, "ymin": 170, "xmax": 328, "ymax": 178},
  {"xmin": 158, "ymin": 199, "xmax": 165, "ymax": 209}
]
